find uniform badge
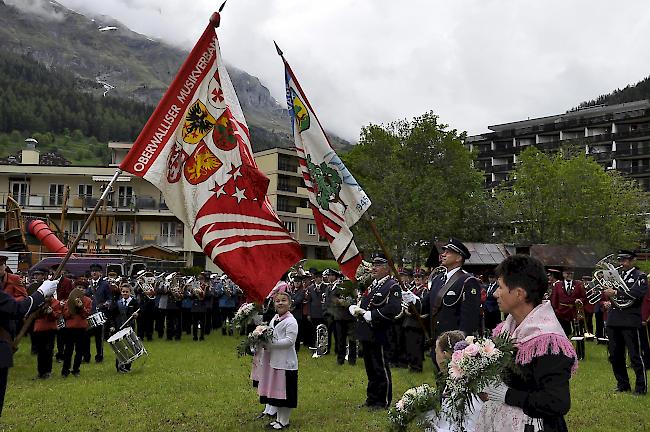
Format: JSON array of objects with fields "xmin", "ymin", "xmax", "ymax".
[
  {"xmin": 628, "ymin": 278, "xmax": 634, "ymax": 283},
  {"xmin": 393, "ymin": 291, "xmax": 400, "ymax": 297},
  {"xmin": 471, "ymin": 288, "xmax": 477, "ymax": 295},
  {"xmin": 446, "ymin": 291, "xmax": 456, "ymax": 296}
]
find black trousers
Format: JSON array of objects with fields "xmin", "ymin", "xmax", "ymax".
[
  {"xmin": 137, "ymin": 310, "xmax": 155, "ymax": 340},
  {"xmin": 154, "ymin": 307, "xmax": 165, "ymax": 338},
  {"xmin": 33, "ymin": 330, "xmax": 56, "ymax": 376},
  {"xmin": 584, "ymin": 311, "xmax": 594, "ymax": 334},
  {"xmin": 165, "ymin": 309, "xmax": 182, "ymax": 340},
  {"xmin": 595, "ymin": 310, "xmax": 606, "ymax": 341},
  {"xmin": 388, "ymin": 321, "xmax": 406, "ymax": 366},
  {"xmin": 301, "ymin": 319, "xmax": 314, "ymax": 348},
  {"xmin": 404, "ymin": 327, "xmax": 424, "ymax": 372},
  {"xmin": 0, "ymin": 367, "xmax": 7, "ymax": 416},
  {"xmin": 335, "ymin": 320, "xmax": 357, "ymax": 363},
  {"xmin": 220, "ymin": 307, "xmax": 235, "ymax": 335},
  {"xmin": 62, "ymin": 328, "xmax": 85, "ymax": 375},
  {"xmin": 83, "ymin": 325, "xmax": 104, "ymax": 362},
  {"xmin": 181, "ymin": 308, "xmax": 192, "ymax": 334},
  {"xmin": 640, "ymin": 325, "xmax": 650, "ymax": 370},
  {"xmin": 361, "ymin": 341, "xmax": 392, "ymax": 408},
  {"xmin": 192, "ymin": 312, "xmax": 205, "ymax": 340},
  {"xmin": 607, "ymin": 326, "xmax": 647, "ymax": 392}
]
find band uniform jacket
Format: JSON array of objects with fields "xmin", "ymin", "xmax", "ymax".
[
  {"xmin": 33, "ymin": 299, "xmax": 62, "ymax": 332},
  {"xmin": 550, "ymin": 280, "xmax": 586, "ymax": 322},
  {"xmin": 403, "ymin": 283, "xmax": 429, "ymax": 330},
  {"xmin": 607, "ymin": 267, "xmax": 648, "ymax": 328},
  {"xmin": 1, "ymin": 273, "xmax": 27, "ymax": 301},
  {"xmin": 87, "ymin": 277, "xmax": 112, "ymax": 313},
  {"xmin": 267, "ymin": 313, "xmax": 299, "ymax": 370},
  {"xmin": 355, "ymin": 276, "xmax": 402, "ymax": 344},
  {"xmin": 111, "ymin": 297, "xmax": 139, "ymax": 330},
  {"xmin": 0, "ymin": 290, "xmax": 45, "ymax": 368},
  {"xmin": 420, "ymin": 269, "xmax": 481, "ymax": 339},
  {"xmin": 307, "ymin": 282, "xmax": 326, "ymax": 319}
]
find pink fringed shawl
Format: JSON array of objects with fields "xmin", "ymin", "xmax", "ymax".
[{"xmin": 493, "ymin": 301, "xmax": 578, "ymax": 375}]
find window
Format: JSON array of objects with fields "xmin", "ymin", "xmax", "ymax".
[
  {"xmin": 160, "ymin": 222, "xmax": 178, "ymax": 247},
  {"xmin": 49, "ymin": 184, "xmax": 65, "ymax": 206},
  {"xmin": 278, "ymin": 175, "xmax": 295, "ymax": 192},
  {"xmin": 78, "ymin": 184, "xmax": 93, "ymax": 198},
  {"xmin": 0, "ymin": 217, "xmax": 4, "ymax": 232},
  {"xmin": 278, "ymin": 154, "xmax": 298, "ymax": 172},
  {"xmin": 277, "ymin": 196, "xmax": 290, "ymax": 212},
  {"xmin": 70, "ymin": 220, "xmax": 87, "ymax": 240},
  {"xmin": 307, "ymin": 223, "xmax": 317, "ymax": 236},
  {"xmin": 115, "ymin": 221, "xmax": 134, "ymax": 244},
  {"xmin": 10, "ymin": 180, "xmax": 29, "ymax": 206},
  {"xmin": 118, "ymin": 186, "xmax": 134, "ymax": 207},
  {"xmin": 284, "ymin": 221, "xmax": 296, "ymax": 234}
]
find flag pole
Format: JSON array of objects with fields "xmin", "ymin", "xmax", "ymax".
[
  {"xmin": 363, "ymin": 213, "xmax": 432, "ymax": 345},
  {"xmin": 52, "ymin": 169, "xmax": 123, "ymax": 279}
]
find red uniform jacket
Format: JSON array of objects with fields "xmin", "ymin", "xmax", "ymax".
[
  {"xmin": 63, "ymin": 296, "xmax": 91, "ymax": 329},
  {"xmin": 550, "ymin": 279, "xmax": 586, "ymax": 321},
  {"xmin": 641, "ymin": 285, "xmax": 650, "ymax": 325},
  {"xmin": 34, "ymin": 299, "xmax": 62, "ymax": 332},
  {"xmin": 56, "ymin": 276, "xmax": 74, "ymax": 301},
  {"xmin": 1, "ymin": 273, "xmax": 28, "ymax": 300}
]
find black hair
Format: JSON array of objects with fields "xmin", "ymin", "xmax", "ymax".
[{"xmin": 495, "ymin": 254, "xmax": 546, "ymax": 306}]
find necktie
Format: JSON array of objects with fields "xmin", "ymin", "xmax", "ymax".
[{"xmin": 441, "ymin": 274, "xmax": 447, "ymax": 285}]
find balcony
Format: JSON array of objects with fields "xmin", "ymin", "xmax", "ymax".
[
  {"xmin": 492, "ymin": 163, "xmax": 514, "ymax": 173},
  {"xmin": 0, "ymin": 193, "xmax": 173, "ymax": 214},
  {"xmin": 617, "ymin": 165, "xmax": 650, "ymax": 175},
  {"xmin": 614, "ymin": 142, "xmax": 650, "ymax": 158},
  {"xmin": 491, "ymin": 146, "xmax": 518, "ymax": 157},
  {"xmin": 105, "ymin": 233, "xmax": 183, "ymax": 248}
]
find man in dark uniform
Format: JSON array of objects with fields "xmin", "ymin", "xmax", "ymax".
[
  {"xmin": 352, "ymin": 254, "xmax": 401, "ymax": 410},
  {"xmin": 330, "ymin": 275, "xmax": 358, "ymax": 365},
  {"xmin": 605, "ymin": 250, "xmax": 648, "ymax": 395},
  {"xmin": 484, "ymin": 272, "xmax": 501, "ymax": 332},
  {"xmin": 408, "ymin": 238, "xmax": 481, "ymax": 362},
  {"xmin": 0, "ymin": 275, "xmax": 58, "ymax": 415},
  {"xmin": 85, "ymin": 263, "xmax": 112, "ymax": 363},
  {"xmin": 306, "ymin": 270, "xmax": 326, "ymax": 350}
]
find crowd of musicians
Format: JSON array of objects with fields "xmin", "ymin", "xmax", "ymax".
[{"xmin": 1, "ymin": 240, "xmax": 650, "ymax": 429}]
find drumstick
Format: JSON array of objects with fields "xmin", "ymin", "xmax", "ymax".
[{"xmin": 119, "ymin": 308, "xmax": 141, "ymax": 331}]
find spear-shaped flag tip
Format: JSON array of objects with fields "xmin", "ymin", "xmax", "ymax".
[{"xmin": 274, "ymin": 41, "xmax": 283, "ymax": 57}]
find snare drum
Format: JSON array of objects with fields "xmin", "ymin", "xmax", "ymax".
[
  {"xmin": 87, "ymin": 312, "xmax": 107, "ymax": 329},
  {"xmin": 107, "ymin": 327, "xmax": 146, "ymax": 366}
]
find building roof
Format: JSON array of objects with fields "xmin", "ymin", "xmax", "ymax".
[
  {"xmin": 434, "ymin": 242, "xmax": 510, "ymax": 266},
  {"xmin": 487, "ymin": 100, "xmax": 650, "ymax": 133},
  {"xmin": 528, "ymin": 244, "xmax": 599, "ymax": 269}
]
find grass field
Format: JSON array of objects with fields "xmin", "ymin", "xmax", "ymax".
[{"xmin": 2, "ymin": 330, "xmax": 649, "ymax": 432}]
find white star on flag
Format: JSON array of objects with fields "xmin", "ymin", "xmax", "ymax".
[{"xmin": 233, "ymin": 186, "xmax": 247, "ymax": 202}]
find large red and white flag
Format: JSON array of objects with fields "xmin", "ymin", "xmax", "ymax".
[
  {"xmin": 281, "ymin": 53, "xmax": 371, "ymax": 280},
  {"xmin": 120, "ymin": 17, "xmax": 302, "ymax": 300}
]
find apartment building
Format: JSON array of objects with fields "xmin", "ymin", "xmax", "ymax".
[
  {"xmin": 466, "ymin": 100, "xmax": 650, "ymax": 191},
  {"xmin": 0, "ymin": 141, "xmax": 329, "ymax": 270}
]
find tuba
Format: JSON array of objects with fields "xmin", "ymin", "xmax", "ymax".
[
  {"xmin": 585, "ymin": 254, "xmax": 635, "ymax": 309},
  {"xmin": 311, "ymin": 323, "xmax": 329, "ymax": 358},
  {"xmin": 135, "ymin": 271, "xmax": 156, "ymax": 300}
]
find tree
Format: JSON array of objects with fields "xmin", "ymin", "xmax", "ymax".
[
  {"xmin": 342, "ymin": 111, "xmax": 491, "ymax": 265},
  {"xmin": 495, "ymin": 146, "xmax": 646, "ymax": 254}
]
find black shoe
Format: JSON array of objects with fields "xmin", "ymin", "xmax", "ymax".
[
  {"xmin": 61, "ymin": 372, "xmax": 69, "ymax": 378},
  {"xmin": 368, "ymin": 405, "xmax": 386, "ymax": 411},
  {"xmin": 634, "ymin": 388, "xmax": 647, "ymax": 396},
  {"xmin": 193, "ymin": 337, "xmax": 198, "ymax": 341},
  {"xmin": 72, "ymin": 371, "xmax": 80, "ymax": 377},
  {"xmin": 348, "ymin": 360, "xmax": 356, "ymax": 366},
  {"xmin": 614, "ymin": 386, "xmax": 631, "ymax": 393},
  {"xmin": 337, "ymin": 360, "xmax": 344, "ymax": 365}
]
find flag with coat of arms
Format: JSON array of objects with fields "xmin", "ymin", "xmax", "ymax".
[
  {"xmin": 279, "ymin": 47, "xmax": 371, "ymax": 280},
  {"xmin": 119, "ymin": 15, "xmax": 303, "ymax": 301}
]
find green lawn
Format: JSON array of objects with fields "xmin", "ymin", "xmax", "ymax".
[{"xmin": 2, "ymin": 332, "xmax": 648, "ymax": 431}]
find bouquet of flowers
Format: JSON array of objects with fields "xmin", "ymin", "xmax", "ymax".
[
  {"xmin": 236, "ymin": 325, "xmax": 273, "ymax": 357},
  {"xmin": 388, "ymin": 383, "xmax": 441, "ymax": 432},
  {"xmin": 443, "ymin": 334, "xmax": 516, "ymax": 430},
  {"xmin": 231, "ymin": 302, "xmax": 258, "ymax": 333}
]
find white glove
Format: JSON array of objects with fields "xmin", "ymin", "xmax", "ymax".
[
  {"xmin": 348, "ymin": 305, "xmax": 366, "ymax": 317},
  {"xmin": 402, "ymin": 291, "xmax": 419, "ymax": 304},
  {"xmin": 363, "ymin": 310, "xmax": 372, "ymax": 323},
  {"xmin": 37, "ymin": 279, "xmax": 59, "ymax": 297},
  {"xmin": 482, "ymin": 382, "xmax": 509, "ymax": 403}
]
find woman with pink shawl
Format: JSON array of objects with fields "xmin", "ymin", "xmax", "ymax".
[{"xmin": 478, "ymin": 255, "xmax": 578, "ymax": 432}]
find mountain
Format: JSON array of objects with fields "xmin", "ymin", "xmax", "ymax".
[
  {"xmin": 574, "ymin": 75, "xmax": 650, "ymax": 110},
  {"xmin": 0, "ymin": 0, "xmax": 351, "ymax": 152}
]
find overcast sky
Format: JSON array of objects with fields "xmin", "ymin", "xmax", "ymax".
[{"xmin": 53, "ymin": 0, "xmax": 650, "ymax": 142}]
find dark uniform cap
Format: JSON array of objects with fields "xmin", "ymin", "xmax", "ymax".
[
  {"xmin": 399, "ymin": 268, "xmax": 413, "ymax": 277},
  {"xmin": 442, "ymin": 238, "xmax": 471, "ymax": 260},
  {"xmin": 32, "ymin": 269, "xmax": 45, "ymax": 275},
  {"xmin": 617, "ymin": 249, "xmax": 637, "ymax": 259},
  {"xmin": 371, "ymin": 253, "xmax": 389, "ymax": 265},
  {"xmin": 413, "ymin": 269, "xmax": 425, "ymax": 277},
  {"xmin": 89, "ymin": 263, "xmax": 103, "ymax": 271}
]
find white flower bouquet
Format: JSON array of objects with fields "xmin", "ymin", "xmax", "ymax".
[
  {"xmin": 236, "ymin": 325, "xmax": 273, "ymax": 357},
  {"xmin": 388, "ymin": 383, "xmax": 441, "ymax": 432},
  {"xmin": 231, "ymin": 302, "xmax": 258, "ymax": 332}
]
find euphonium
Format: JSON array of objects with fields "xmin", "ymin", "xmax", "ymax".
[
  {"xmin": 585, "ymin": 254, "xmax": 635, "ymax": 309},
  {"xmin": 312, "ymin": 323, "xmax": 329, "ymax": 358}
]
